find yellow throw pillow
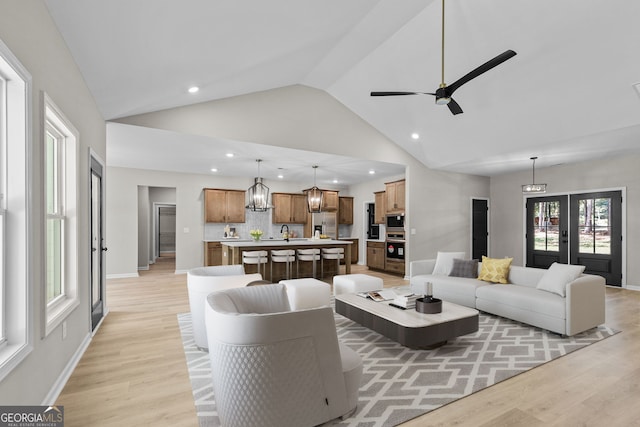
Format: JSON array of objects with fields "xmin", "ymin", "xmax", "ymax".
[{"xmin": 478, "ymin": 256, "xmax": 513, "ymax": 284}]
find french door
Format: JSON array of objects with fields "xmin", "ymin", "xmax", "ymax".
[
  {"xmin": 526, "ymin": 191, "xmax": 622, "ymax": 285},
  {"xmin": 472, "ymin": 199, "xmax": 488, "ymax": 260},
  {"xmin": 570, "ymin": 191, "xmax": 622, "ymax": 285},
  {"xmin": 90, "ymin": 156, "xmax": 106, "ymax": 330}
]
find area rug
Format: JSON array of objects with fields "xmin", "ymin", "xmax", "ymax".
[{"xmin": 177, "ymin": 311, "xmax": 617, "ymax": 427}]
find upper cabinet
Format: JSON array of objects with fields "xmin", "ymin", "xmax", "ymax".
[
  {"xmin": 204, "ymin": 189, "xmax": 246, "ymax": 223},
  {"xmin": 338, "ymin": 196, "xmax": 354, "ymax": 225},
  {"xmin": 385, "ymin": 179, "xmax": 405, "ymax": 213},
  {"xmin": 322, "ymin": 190, "xmax": 339, "ymax": 211},
  {"xmin": 272, "ymin": 193, "xmax": 308, "ymax": 224},
  {"xmin": 374, "ymin": 191, "xmax": 386, "ymax": 224}
]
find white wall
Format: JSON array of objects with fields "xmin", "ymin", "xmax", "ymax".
[
  {"xmin": 490, "ymin": 154, "xmax": 640, "ymax": 285},
  {"xmin": 0, "ymin": 1, "xmax": 106, "ymax": 404}
]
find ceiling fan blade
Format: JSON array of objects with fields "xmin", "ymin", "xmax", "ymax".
[
  {"xmin": 446, "ymin": 50, "xmax": 517, "ymax": 95},
  {"xmin": 370, "ymin": 91, "xmax": 434, "ymax": 96},
  {"xmin": 447, "ymin": 98, "xmax": 463, "ymax": 115}
]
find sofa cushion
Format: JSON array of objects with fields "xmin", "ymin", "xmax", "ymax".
[
  {"xmin": 536, "ymin": 262, "xmax": 586, "ymax": 297},
  {"xmin": 433, "ymin": 251, "xmax": 466, "ymax": 275},
  {"xmin": 478, "ymin": 256, "xmax": 513, "ymax": 284},
  {"xmin": 476, "ymin": 283, "xmax": 565, "ymax": 319},
  {"xmin": 449, "ymin": 258, "xmax": 478, "ymax": 278}
]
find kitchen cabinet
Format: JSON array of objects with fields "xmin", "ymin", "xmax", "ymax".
[
  {"xmin": 367, "ymin": 241, "xmax": 385, "ymax": 270},
  {"xmin": 385, "ymin": 260, "xmax": 405, "ymax": 275},
  {"xmin": 338, "ymin": 196, "xmax": 354, "ymax": 225},
  {"xmin": 272, "ymin": 193, "xmax": 308, "ymax": 224},
  {"xmin": 340, "ymin": 238, "xmax": 358, "ymax": 264},
  {"xmin": 322, "ymin": 190, "xmax": 339, "ymax": 211},
  {"xmin": 385, "ymin": 179, "xmax": 405, "ymax": 213},
  {"xmin": 374, "ymin": 191, "xmax": 386, "ymax": 224},
  {"xmin": 204, "ymin": 242, "xmax": 223, "ymax": 266},
  {"xmin": 204, "ymin": 189, "xmax": 246, "ymax": 223}
]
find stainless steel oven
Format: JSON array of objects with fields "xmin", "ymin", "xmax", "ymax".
[
  {"xmin": 386, "ymin": 231, "xmax": 405, "ymax": 260},
  {"xmin": 386, "ymin": 214, "xmax": 405, "ymax": 232}
]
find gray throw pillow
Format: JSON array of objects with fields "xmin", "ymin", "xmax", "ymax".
[{"xmin": 449, "ymin": 258, "xmax": 478, "ymax": 278}]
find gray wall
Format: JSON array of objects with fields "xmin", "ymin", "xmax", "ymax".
[
  {"xmin": 490, "ymin": 154, "xmax": 639, "ymax": 285},
  {"xmin": 0, "ymin": 1, "xmax": 106, "ymax": 404}
]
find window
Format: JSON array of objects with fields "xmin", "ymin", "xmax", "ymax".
[
  {"xmin": 43, "ymin": 93, "xmax": 79, "ymax": 336},
  {"xmin": 0, "ymin": 37, "xmax": 31, "ymax": 381}
]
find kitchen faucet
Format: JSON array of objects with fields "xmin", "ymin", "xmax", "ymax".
[{"xmin": 280, "ymin": 224, "xmax": 290, "ymax": 242}]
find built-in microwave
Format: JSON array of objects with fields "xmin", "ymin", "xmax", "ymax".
[{"xmin": 386, "ymin": 214, "xmax": 405, "ymax": 231}]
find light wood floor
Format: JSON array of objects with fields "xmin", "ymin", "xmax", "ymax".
[{"xmin": 57, "ymin": 258, "xmax": 640, "ymax": 426}]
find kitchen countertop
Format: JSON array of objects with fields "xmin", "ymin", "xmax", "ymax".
[{"xmin": 219, "ymin": 238, "xmax": 353, "ymax": 247}]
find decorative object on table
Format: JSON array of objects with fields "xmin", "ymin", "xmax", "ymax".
[
  {"xmin": 414, "ymin": 281, "xmax": 442, "ymax": 313},
  {"xmin": 305, "ymin": 165, "xmax": 324, "ymax": 213},
  {"xmin": 391, "ymin": 292, "xmax": 419, "ymax": 309},
  {"xmin": 246, "ymin": 159, "xmax": 272, "ymax": 211},
  {"xmin": 521, "ymin": 156, "xmax": 547, "ymax": 194},
  {"xmin": 249, "ymin": 229, "xmax": 263, "ymax": 241}
]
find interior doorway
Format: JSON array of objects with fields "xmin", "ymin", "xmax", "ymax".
[
  {"xmin": 156, "ymin": 204, "xmax": 176, "ymax": 258},
  {"xmin": 471, "ymin": 198, "xmax": 489, "ymax": 260}
]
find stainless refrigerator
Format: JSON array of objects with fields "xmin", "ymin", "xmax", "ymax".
[{"xmin": 311, "ymin": 212, "xmax": 337, "ymax": 239}]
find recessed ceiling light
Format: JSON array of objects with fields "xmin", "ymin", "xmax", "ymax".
[
  {"xmin": 225, "ymin": 153, "xmax": 234, "ymax": 158},
  {"xmin": 188, "ymin": 86, "xmax": 199, "ymax": 94},
  {"xmin": 332, "ymin": 179, "xmax": 338, "ymax": 184},
  {"xmin": 369, "ymin": 170, "xmax": 376, "ymax": 175},
  {"xmin": 277, "ymin": 174, "xmax": 284, "ymax": 179},
  {"xmin": 411, "ymin": 133, "xmax": 420, "ymax": 140},
  {"xmin": 210, "ymin": 168, "xmax": 218, "ymax": 172}
]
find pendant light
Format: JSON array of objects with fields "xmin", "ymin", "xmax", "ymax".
[
  {"xmin": 521, "ymin": 157, "xmax": 547, "ymax": 194},
  {"xmin": 247, "ymin": 159, "xmax": 270, "ymax": 211},
  {"xmin": 306, "ymin": 165, "xmax": 324, "ymax": 213}
]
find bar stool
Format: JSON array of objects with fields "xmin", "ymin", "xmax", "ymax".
[
  {"xmin": 242, "ymin": 250, "xmax": 268, "ymax": 277},
  {"xmin": 296, "ymin": 248, "xmax": 320, "ymax": 279},
  {"xmin": 321, "ymin": 247, "xmax": 344, "ymax": 278},
  {"xmin": 270, "ymin": 249, "xmax": 295, "ymax": 282}
]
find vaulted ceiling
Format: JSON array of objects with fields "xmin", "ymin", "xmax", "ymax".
[{"xmin": 45, "ymin": 0, "xmax": 640, "ymax": 178}]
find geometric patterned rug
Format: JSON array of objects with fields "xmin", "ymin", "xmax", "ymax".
[{"xmin": 177, "ymin": 311, "xmax": 618, "ymax": 427}]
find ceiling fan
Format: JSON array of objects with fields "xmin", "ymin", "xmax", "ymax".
[{"xmin": 371, "ymin": 0, "xmax": 517, "ymax": 115}]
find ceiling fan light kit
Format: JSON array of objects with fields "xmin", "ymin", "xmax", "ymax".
[{"xmin": 371, "ymin": 0, "xmax": 517, "ymax": 115}]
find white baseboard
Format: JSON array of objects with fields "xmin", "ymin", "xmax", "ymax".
[
  {"xmin": 624, "ymin": 284, "xmax": 640, "ymax": 292},
  {"xmin": 137, "ymin": 265, "xmax": 149, "ymax": 271},
  {"xmin": 106, "ymin": 272, "xmax": 139, "ymax": 279},
  {"xmin": 42, "ymin": 332, "xmax": 92, "ymax": 405},
  {"xmin": 174, "ymin": 269, "xmax": 188, "ymax": 275}
]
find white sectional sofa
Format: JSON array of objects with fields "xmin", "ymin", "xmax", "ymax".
[{"xmin": 409, "ymin": 258, "xmax": 606, "ymax": 336}]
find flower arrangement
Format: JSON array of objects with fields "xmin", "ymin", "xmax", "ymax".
[{"xmin": 249, "ymin": 229, "xmax": 263, "ymax": 241}]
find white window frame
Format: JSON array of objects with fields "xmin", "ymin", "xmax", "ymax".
[
  {"xmin": 0, "ymin": 37, "xmax": 32, "ymax": 382},
  {"xmin": 43, "ymin": 93, "xmax": 79, "ymax": 337}
]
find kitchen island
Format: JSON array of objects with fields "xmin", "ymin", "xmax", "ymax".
[{"xmin": 221, "ymin": 239, "xmax": 353, "ymax": 279}]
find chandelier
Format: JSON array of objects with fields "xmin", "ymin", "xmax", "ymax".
[
  {"xmin": 246, "ymin": 159, "xmax": 270, "ymax": 211},
  {"xmin": 521, "ymin": 156, "xmax": 547, "ymax": 194},
  {"xmin": 306, "ymin": 165, "xmax": 324, "ymax": 213}
]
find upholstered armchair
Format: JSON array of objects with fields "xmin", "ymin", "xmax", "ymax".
[
  {"xmin": 187, "ymin": 265, "xmax": 262, "ymax": 350},
  {"xmin": 205, "ymin": 284, "xmax": 362, "ymax": 427}
]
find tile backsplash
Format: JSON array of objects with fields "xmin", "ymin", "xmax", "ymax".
[{"xmin": 203, "ymin": 210, "xmax": 305, "ymax": 240}]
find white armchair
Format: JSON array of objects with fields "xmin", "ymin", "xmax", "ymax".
[
  {"xmin": 187, "ymin": 265, "xmax": 262, "ymax": 350},
  {"xmin": 205, "ymin": 284, "xmax": 363, "ymax": 427}
]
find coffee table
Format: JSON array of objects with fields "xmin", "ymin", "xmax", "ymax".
[{"xmin": 335, "ymin": 292, "xmax": 479, "ymax": 349}]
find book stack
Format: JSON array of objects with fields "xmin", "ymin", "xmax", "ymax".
[{"xmin": 392, "ymin": 293, "xmax": 419, "ymax": 309}]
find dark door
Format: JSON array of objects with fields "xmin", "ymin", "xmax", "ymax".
[
  {"xmin": 526, "ymin": 196, "xmax": 568, "ymax": 268},
  {"xmin": 90, "ymin": 156, "xmax": 106, "ymax": 330},
  {"xmin": 472, "ymin": 199, "xmax": 488, "ymax": 260},
  {"xmin": 570, "ymin": 191, "xmax": 622, "ymax": 285}
]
